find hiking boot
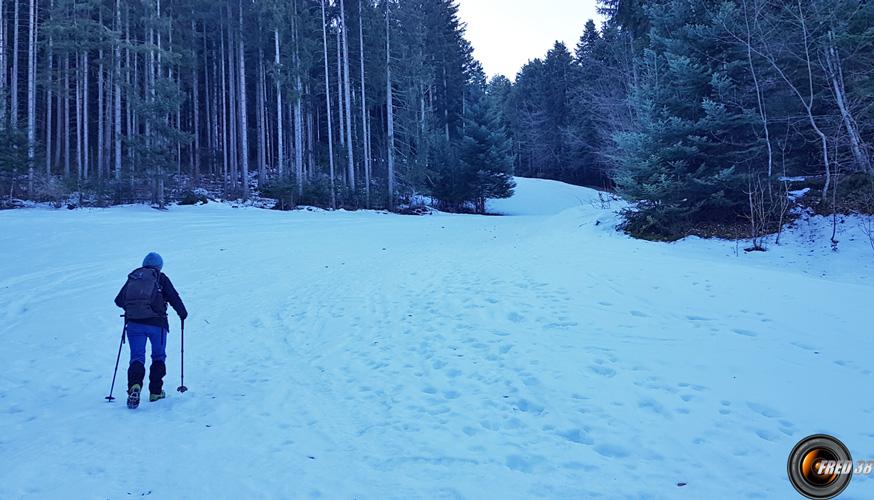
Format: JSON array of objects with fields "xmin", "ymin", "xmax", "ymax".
[
  {"xmin": 128, "ymin": 362, "xmax": 145, "ymax": 392},
  {"xmin": 127, "ymin": 384, "xmax": 142, "ymax": 409},
  {"xmin": 149, "ymin": 391, "xmax": 166, "ymax": 402},
  {"xmin": 149, "ymin": 361, "xmax": 166, "ymax": 396}
]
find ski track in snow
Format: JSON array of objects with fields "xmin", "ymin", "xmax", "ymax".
[{"xmin": 1, "ymin": 178, "xmax": 873, "ymax": 499}]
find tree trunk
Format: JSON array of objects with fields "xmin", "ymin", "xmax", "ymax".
[
  {"xmin": 83, "ymin": 51, "xmax": 90, "ymax": 179},
  {"xmin": 76, "ymin": 52, "xmax": 83, "ymax": 179},
  {"xmin": 771, "ymin": 1, "xmax": 830, "ymax": 198},
  {"xmin": 336, "ymin": 26, "xmax": 344, "ymax": 149},
  {"xmin": 220, "ymin": 28, "xmax": 229, "ymax": 196},
  {"xmin": 237, "ymin": 0, "xmax": 250, "ymax": 200},
  {"xmin": 125, "ymin": 7, "xmax": 133, "ymax": 170},
  {"xmin": 321, "ymin": 0, "xmax": 336, "ymax": 208},
  {"xmin": 257, "ymin": 51, "xmax": 266, "ymax": 185},
  {"xmin": 97, "ymin": 14, "xmax": 105, "ymax": 180},
  {"xmin": 340, "ymin": 0, "xmax": 355, "ymax": 191},
  {"xmin": 64, "ymin": 53, "xmax": 70, "ymax": 177},
  {"xmin": 743, "ymin": 6, "xmax": 772, "ymax": 177},
  {"xmin": 264, "ymin": 67, "xmax": 273, "ymax": 172},
  {"xmin": 306, "ymin": 89, "xmax": 315, "ymax": 177},
  {"xmin": 168, "ymin": 20, "xmax": 181, "ymax": 176},
  {"xmin": 26, "ymin": 0, "xmax": 36, "ymax": 191},
  {"xmin": 54, "ymin": 38, "xmax": 62, "ymax": 169},
  {"xmin": 114, "ymin": 0, "xmax": 122, "ymax": 179},
  {"xmin": 274, "ymin": 28, "xmax": 284, "ymax": 177},
  {"xmin": 826, "ymin": 32, "xmax": 871, "ymax": 174},
  {"xmin": 0, "ymin": 0, "xmax": 6, "ymax": 127},
  {"xmin": 358, "ymin": 0, "xmax": 371, "ymax": 207},
  {"xmin": 442, "ymin": 66, "xmax": 449, "ymax": 141},
  {"xmin": 45, "ymin": 0, "xmax": 53, "ymax": 175},
  {"xmin": 385, "ymin": 0, "xmax": 395, "ymax": 209},
  {"xmin": 105, "ymin": 65, "xmax": 112, "ymax": 179},
  {"xmin": 204, "ymin": 27, "xmax": 213, "ymax": 175},
  {"xmin": 191, "ymin": 20, "xmax": 201, "ymax": 182},
  {"xmin": 11, "ymin": 0, "xmax": 19, "ymax": 127},
  {"xmin": 294, "ymin": 58, "xmax": 304, "ymax": 192},
  {"xmin": 293, "ymin": 0, "xmax": 304, "ymax": 195},
  {"xmin": 227, "ymin": 21, "xmax": 238, "ymax": 193}
]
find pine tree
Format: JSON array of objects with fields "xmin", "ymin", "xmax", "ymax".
[
  {"xmin": 613, "ymin": 0, "xmax": 757, "ymax": 239},
  {"xmin": 459, "ymin": 86, "xmax": 514, "ymax": 213},
  {"xmin": 431, "ymin": 83, "xmax": 514, "ymax": 213}
]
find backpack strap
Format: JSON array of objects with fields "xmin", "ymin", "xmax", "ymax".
[{"xmin": 153, "ymin": 270, "xmax": 168, "ymax": 318}]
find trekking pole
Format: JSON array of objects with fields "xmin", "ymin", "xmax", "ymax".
[
  {"xmin": 177, "ymin": 318, "xmax": 188, "ymax": 393},
  {"xmin": 105, "ymin": 321, "xmax": 127, "ymax": 402}
]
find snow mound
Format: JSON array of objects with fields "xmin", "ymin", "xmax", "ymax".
[{"xmin": 488, "ymin": 177, "xmax": 610, "ymax": 215}]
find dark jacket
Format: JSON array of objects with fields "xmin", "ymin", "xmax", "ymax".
[{"xmin": 115, "ymin": 268, "xmax": 188, "ymax": 330}]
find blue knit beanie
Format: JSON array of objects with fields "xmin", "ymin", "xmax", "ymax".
[{"xmin": 143, "ymin": 252, "xmax": 164, "ymax": 271}]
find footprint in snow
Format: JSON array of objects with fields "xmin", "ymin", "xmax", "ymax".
[
  {"xmin": 755, "ymin": 429, "xmax": 780, "ymax": 442},
  {"xmin": 558, "ymin": 428, "xmax": 594, "ymax": 445},
  {"xmin": 790, "ymin": 341, "xmax": 816, "ymax": 351},
  {"xmin": 638, "ymin": 397, "xmax": 670, "ymax": 417},
  {"xmin": 505, "ymin": 454, "xmax": 543, "ymax": 473},
  {"xmin": 686, "ymin": 315, "xmax": 712, "ymax": 321},
  {"xmin": 732, "ymin": 328, "xmax": 759, "ymax": 337},
  {"xmin": 589, "ymin": 365, "xmax": 616, "ymax": 378},
  {"xmin": 543, "ymin": 321, "xmax": 578, "ymax": 330},
  {"xmin": 594, "ymin": 443, "xmax": 630, "ymax": 458},
  {"xmin": 507, "ymin": 312, "xmax": 525, "ymax": 323},
  {"xmin": 514, "ymin": 398, "xmax": 545, "ymax": 414},
  {"xmin": 747, "ymin": 402, "xmax": 781, "ymax": 418}
]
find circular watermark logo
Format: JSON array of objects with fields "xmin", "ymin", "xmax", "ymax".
[{"xmin": 788, "ymin": 434, "xmax": 853, "ymax": 499}]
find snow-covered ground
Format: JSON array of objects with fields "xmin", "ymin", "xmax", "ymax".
[{"xmin": 1, "ymin": 178, "xmax": 872, "ymax": 499}]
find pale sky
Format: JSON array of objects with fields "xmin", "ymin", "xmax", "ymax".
[{"xmin": 457, "ymin": 0, "xmax": 605, "ymax": 80}]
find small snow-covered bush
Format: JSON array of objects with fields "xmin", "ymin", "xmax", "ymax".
[
  {"xmin": 31, "ymin": 176, "xmax": 73, "ymax": 207},
  {"xmin": 260, "ymin": 178, "xmax": 297, "ymax": 210},
  {"xmin": 179, "ymin": 187, "xmax": 210, "ymax": 205}
]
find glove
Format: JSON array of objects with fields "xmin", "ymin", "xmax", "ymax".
[{"xmin": 180, "ymin": 311, "xmax": 189, "ymax": 321}]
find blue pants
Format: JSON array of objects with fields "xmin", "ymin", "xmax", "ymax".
[{"xmin": 127, "ymin": 322, "xmax": 167, "ymax": 365}]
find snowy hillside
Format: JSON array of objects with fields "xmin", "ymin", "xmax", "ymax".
[{"xmin": 1, "ymin": 178, "xmax": 872, "ymax": 499}]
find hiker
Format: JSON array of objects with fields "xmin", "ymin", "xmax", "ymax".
[{"xmin": 115, "ymin": 252, "xmax": 188, "ymax": 408}]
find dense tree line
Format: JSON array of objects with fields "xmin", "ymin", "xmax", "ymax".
[
  {"xmin": 496, "ymin": 0, "xmax": 874, "ymax": 239},
  {"xmin": 3, "ymin": 0, "xmax": 872, "ymax": 240},
  {"xmin": 0, "ymin": 0, "xmax": 514, "ymax": 211}
]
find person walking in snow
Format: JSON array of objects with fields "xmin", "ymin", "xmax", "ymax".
[{"xmin": 115, "ymin": 252, "xmax": 188, "ymax": 408}]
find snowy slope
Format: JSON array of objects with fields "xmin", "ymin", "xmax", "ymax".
[
  {"xmin": 1, "ymin": 179, "xmax": 872, "ymax": 499},
  {"xmin": 488, "ymin": 177, "xmax": 609, "ymax": 215}
]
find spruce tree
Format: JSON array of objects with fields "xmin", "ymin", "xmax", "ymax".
[
  {"xmin": 460, "ymin": 87, "xmax": 515, "ymax": 213},
  {"xmin": 431, "ymin": 84, "xmax": 514, "ymax": 213}
]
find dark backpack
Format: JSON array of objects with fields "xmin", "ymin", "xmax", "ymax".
[{"xmin": 122, "ymin": 268, "xmax": 164, "ymax": 320}]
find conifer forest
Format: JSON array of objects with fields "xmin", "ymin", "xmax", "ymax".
[{"xmin": 1, "ymin": 0, "xmax": 873, "ymax": 238}]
